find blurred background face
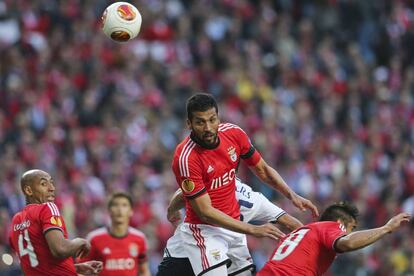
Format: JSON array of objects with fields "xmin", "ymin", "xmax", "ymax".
[
  {"xmin": 188, "ymin": 108, "xmax": 220, "ymax": 147},
  {"xmin": 25, "ymin": 172, "xmax": 55, "ymax": 204},
  {"xmin": 109, "ymin": 197, "xmax": 132, "ymax": 225}
]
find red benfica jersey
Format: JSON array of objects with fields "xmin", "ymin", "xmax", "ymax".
[
  {"xmin": 9, "ymin": 202, "xmax": 76, "ymax": 275},
  {"xmin": 82, "ymin": 227, "xmax": 148, "ymax": 276},
  {"xmin": 258, "ymin": 222, "xmax": 347, "ymax": 276},
  {"xmin": 172, "ymin": 123, "xmax": 261, "ymax": 224}
]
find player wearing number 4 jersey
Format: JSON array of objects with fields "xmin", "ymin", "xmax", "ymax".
[
  {"xmin": 8, "ymin": 169, "xmax": 103, "ymax": 276},
  {"xmin": 171, "ymin": 93, "xmax": 318, "ymax": 276},
  {"xmin": 258, "ymin": 202, "xmax": 411, "ymax": 276}
]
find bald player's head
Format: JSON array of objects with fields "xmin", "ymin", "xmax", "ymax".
[{"xmin": 20, "ymin": 169, "xmax": 55, "ymax": 204}]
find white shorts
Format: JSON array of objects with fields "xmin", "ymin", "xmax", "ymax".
[
  {"xmin": 179, "ymin": 223, "xmax": 253, "ymax": 276},
  {"xmin": 235, "ymin": 180, "xmax": 285, "ymax": 224}
]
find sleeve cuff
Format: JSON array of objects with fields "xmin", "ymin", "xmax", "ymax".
[
  {"xmin": 43, "ymin": 227, "xmax": 64, "ymax": 235},
  {"xmin": 185, "ymin": 187, "xmax": 207, "ymax": 200}
]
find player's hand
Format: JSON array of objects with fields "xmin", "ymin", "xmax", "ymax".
[
  {"xmin": 75, "ymin": 260, "xmax": 103, "ymax": 275},
  {"xmin": 167, "ymin": 209, "xmax": 182, "ymax": 227},
  {"xmin": 384, "ymin": 213, "xmax": 411, "ymax": 233},
  {"xmin": 73, "ymin": 238, "xmax": 91, "ymax": 259},
  {"xmin": 291, "ymin": 194, "xmax": 319, "ymax": 218},
  {"xmin": 251, "ymin": 223, "xmax": 286, "ymax": 240}
]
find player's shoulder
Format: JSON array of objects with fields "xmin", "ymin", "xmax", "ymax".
[
  {"xmin": 218, "ymin": 123, "xmax": 244, "ymax": 134},
  {"xmin": 173, "ymin": 136, "xmax": 197, "ymax": 158},
  {"xmin": 128, "ymin": 227, "xmax": 147, "ymax": 239},
  {"xmin": 42, "ymin": 202, "xmax": 61, "ymax": 215},
  {"xmin": 26, "ymin": 202, "xmax": 61, "ymax": 216},
  {"xmin": 86, "ymin": 227, "xmax": 108, "ymax": 241},
  {"xmin": 172, "ymin": 136, "xmax": 200, "ymax": 174}
]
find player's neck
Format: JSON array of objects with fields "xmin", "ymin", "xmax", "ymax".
[{"xmin": 109, "ymin": 223, "xmax": 129, "ymax": 238}]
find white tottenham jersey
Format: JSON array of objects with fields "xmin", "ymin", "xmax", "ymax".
[{"xmin": 164, "ymin": 179, "xmax": 286, "ymax": 258}]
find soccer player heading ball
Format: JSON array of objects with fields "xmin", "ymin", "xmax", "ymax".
[{"xmin": 171, "ymin": 93, "xmax": 318, "ymax": 275}]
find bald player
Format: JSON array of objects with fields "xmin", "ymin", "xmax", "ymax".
[{"xmin": 8, "ymin": 169, "xmax": 103, "ymax": 276}]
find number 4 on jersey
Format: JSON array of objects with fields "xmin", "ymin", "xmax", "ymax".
[
  {"xmin": 18, "ymin": 229, "xmax": 39, "ymax": 267},
  {"xmin": 272, "ymin": 229, "xmax": 310, "ymax": 261}
]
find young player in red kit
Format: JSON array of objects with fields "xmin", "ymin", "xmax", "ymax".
[
  {"xmin": 258, "ymin": 202, "xmax": 411, "ymax": 276},
  {"xmin": 82, "ymin": 192, "xmax": 150, "ymax": 276},
  {"xmin": 8, "ymin": 169, "xmax": 103, "ymax": 276},
  {"xmin": 171, "ymin": 93, "xmax": 319, "ymax": 276}
]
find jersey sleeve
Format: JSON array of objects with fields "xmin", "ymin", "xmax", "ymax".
[
  {"xmin": 39, "ymin": 202, "xmax": 65, "ymax": 234},
  {"xmin": 234, "ymin": 127, "xmax": 261, "ymax": 167},
  {"xmin": 172, "ymin": 146, "xmax": 207, "ymax": 199},
  {"xmin": 247, "ymin": 192, "xmax": 286, "ymax": 224},
  {"xmin": 319, "ymin": 222, "xmax": 347, "ymax": 251}
]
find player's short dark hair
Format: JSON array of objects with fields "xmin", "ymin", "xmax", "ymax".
[
  {"xmin": 320, "ymin": 201, "xmax": 359, "ymax": 225},
  {"xmin": 186, "ymin": 93, "xmax": 218, "ymax": 120},
  {"xmin": 108, "ymin": 192, "xmax": 133, "ymax": 209}
]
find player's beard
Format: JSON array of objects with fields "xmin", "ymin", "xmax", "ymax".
[
  {"xmin": 202, "ymin": 132, "xmax": 218, "ymax": 147},
  {"xmin": 191, "ymin": 131, "xmax": 219, "ymax": 149}
]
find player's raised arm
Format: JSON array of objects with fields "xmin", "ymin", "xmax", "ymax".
[
  {"xmin": 249, "ymin": 158, "xmax": 319, "ymax": 217},
  {"xmin": 189, "ymin": 192, "xmax": 286, "ymax": 240},
  {"xmin": 335, "ymin": 212, "xmax": 411, "ymax": 252}
]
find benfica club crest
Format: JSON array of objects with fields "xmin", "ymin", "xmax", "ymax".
[
  {"xmin": 227, "ymin": 146, "xmax": 237, "ymax": 162},
  {"xmin": 129, "ymin": 243, "xmax": 139, "ymax": 257}
]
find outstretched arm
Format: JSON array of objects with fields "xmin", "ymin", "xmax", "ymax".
[
  {"xmin": 335, "ymin": 213, "xmax": 411, "ymax": 252},
  {"xmin": 190, "ymin": 193, "xmax": 286, "ymax": 240},
  {"xmin": 250, "ymin": 158, "xmax": 319, "ymax": 217},
  {"xmin": 276, "ymin": 213, "xmax": 303, "ymax": 231}
]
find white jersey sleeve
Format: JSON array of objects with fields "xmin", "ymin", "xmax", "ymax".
[{"xmin": 235, "ymin": 179, "xmax": 285, "ymax": 224}]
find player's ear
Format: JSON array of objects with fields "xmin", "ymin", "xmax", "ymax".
[
  {"xmin": 23, "ymin": 185, "xmax": 33, "ymax": 196},
  {"xmin": 186, "ymin": 118, "xmax": 191, "ymax": 129}
]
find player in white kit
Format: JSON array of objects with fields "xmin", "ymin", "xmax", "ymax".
[{"xmin": 157, "ymin": 179, "xmax": 302, "ymax": 276}]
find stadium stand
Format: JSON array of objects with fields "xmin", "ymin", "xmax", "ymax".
[{"xmin": 0, "ymin": 0, "xmax": 413, "ymax": 275}]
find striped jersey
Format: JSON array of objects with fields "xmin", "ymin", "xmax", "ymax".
[
  {"xmin": 82, "ymin": 227, "xmax": 148, "ymax": 276},
  {"xmin": 172, "ymin": 123, "xmax": 261, "ymax": 224},
  {"xmin": 9, "ymin": 202, "xmax": 76, "ymax": 275},
  {"xmin": 258, "ymin": 222, "xmax": 347, "ymax": 276}
]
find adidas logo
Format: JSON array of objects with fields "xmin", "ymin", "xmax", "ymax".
[{"xmin": 207, "ymin": 165, "xmax": 214, "ymax": 173}]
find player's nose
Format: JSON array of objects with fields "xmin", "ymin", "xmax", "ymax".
[
  {"xmin": 204, "ymin": 122, "xmax": 213, "ymax": 131},
  {"xmin": 48, "ymin": 182, "xmax": 55, "ymax": 191}
]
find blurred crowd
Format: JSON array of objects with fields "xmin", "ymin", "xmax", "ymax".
[{"xmin": 1, "ymin": 0, "xmax": 414, "ymax": 275}]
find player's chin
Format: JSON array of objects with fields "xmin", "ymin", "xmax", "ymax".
[
  {"xmin": 203, "ymin": 136, "xmax": 217, "ymax": 145},
  {"xmin": 46, "ymin": 196, "xmax": 55, "ymax": 202}
]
